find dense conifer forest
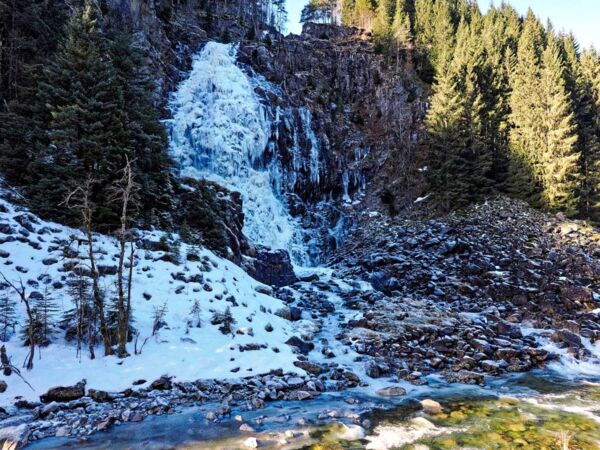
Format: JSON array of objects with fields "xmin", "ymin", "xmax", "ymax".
[{"xmin": 305, "ymin": 0, "xmax": 600, "ymax": 218}]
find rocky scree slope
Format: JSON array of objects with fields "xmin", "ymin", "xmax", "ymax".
[{"xmin": 328, "ymin": 197, "xmax": 600, "ymax": 384}]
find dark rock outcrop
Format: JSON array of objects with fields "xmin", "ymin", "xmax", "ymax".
[
  {"xmin": 40, "ymin": 380, "xmax": 86, "ymax": 403},
  {"xmin": 245, "ymin": 248, "xmax": 297, "ymax": 287}
]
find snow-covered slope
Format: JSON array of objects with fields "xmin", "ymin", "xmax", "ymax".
[{"xmin": 0, "ymin": 193, "xmax": 300, "ymax": 404}]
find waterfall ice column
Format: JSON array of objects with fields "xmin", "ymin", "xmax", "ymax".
[{"xmin": 167, "ymin": 42, "xmax": 307, "ymax": 263}]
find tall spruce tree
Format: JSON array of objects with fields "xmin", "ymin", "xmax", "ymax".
[
  {"xmin": 0, "ymin": 296, "xmax": 17, "ymax": 342},
  {"xmin": 108, "ymin": 30, "xmax": 173, "ymax": 227},
  {"xmin": 577, "ymin": 48, "xmax": 600, "ymax": 220},
  {"xmin": 426, "ymin": 18, "xmax": 494, "ymax": 209},
  {"xmin": 537, "ymin": 33, "xmax": 580, "ymax": 213},
  {"xmin": 27, "ymin": 1, "xmax": 128, "ymax": 226},
  {"xmin": 561, "ymin": 37, "xmax": 600, "ymax": 219},
  {"xmin": 353, "ymin": 0, "xmax": 374, "ymax": 29},
  {"xmin": 373, "ymin": 0, "xmax": 395, "ymax": 52},
  {"xmin": 17, "ymin": 1, "xmax": 172, "ymax": 230},
  {"xmin": 0, "ymin": 0, "xmax": 68, "ymax": 185},
  {"xmin": 508, "ymin": 10, "xmax": 546, "ymax": 206}
]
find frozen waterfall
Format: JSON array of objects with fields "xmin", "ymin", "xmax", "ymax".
[{"xmin": 166, "ymin": 42, "xmax": 310, "ymax": 264}]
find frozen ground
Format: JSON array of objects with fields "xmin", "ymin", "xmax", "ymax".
[{"xmin": 0, "ymin": 193, "xmax": 302, "ymax": 404}]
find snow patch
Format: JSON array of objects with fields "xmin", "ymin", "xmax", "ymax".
[{"xmin": 0, "ymin": 194, "xmax": 299, "ymax": 405}]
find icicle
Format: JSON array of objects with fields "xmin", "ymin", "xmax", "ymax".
[{"xmin": 167, "ymin": 42, "xmax": 309, "ymax": 264}]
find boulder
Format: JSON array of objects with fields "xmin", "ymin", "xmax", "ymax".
[
  {"xmin": 275, "ymin": 307, "xmax": 302, "ymax": 322},
  {"xmin": 243, "ymin": 437, "xmax": 259, "ymax": 448},
  {"xmin": 285, "ymin": 336, "xmax": 314, "ymax": 355},
  {"xmin": 150, "ymin": 376, "xmax": 173, "ymax": 391},
  {"xmin": 444, "ymin": 370, "xmax": 485, "ymax": 385},
  {"xmin": 376, "ymin": 386, "xmax": 407, "ymax": 397},
  {"xmin": 40, "ymin": 380, "xmax": 86, "ymax": 403},
  {"xmin": 246, "ymin": 248, "xmax": 297, "ymax": 287},
  {"xmin": 293, "ymin": 361, "xmax": 322, "ymax": 375},
  {"xmin": 0, "ymin": 423, "xmax": 30, "ymax": 449},
  {"xmin": 551, "ymin": 329, "xmax": 583, "ymax": 353},
  {"xmin": 288, "ymin": 390, "xmax": 313, "ymax": 401},
  {"xmin": 420, "ymin": 399, "xmax": 443, "ymax": 414},
  {"xmin": 88, "ymin": 389, "xmax": 113, "ymax": 403}
]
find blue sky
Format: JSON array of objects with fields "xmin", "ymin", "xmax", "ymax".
[
  {"xmin": 286, "ymin": 0, "xmax": 599, "ymax": 49},
  {"xmin": 477, "ymin": 0, "xmax": 600, "ymax": 50},
  {"xmin": 286, "ymin": 0, "xmax": 306, "ymax": 35}
]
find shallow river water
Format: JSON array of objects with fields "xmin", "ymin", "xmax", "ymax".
[{"xmin": 28, "ymin": 370, "xmax": 600, "ymax": 449}]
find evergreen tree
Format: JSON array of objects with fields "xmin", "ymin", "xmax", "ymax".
[
  {"xmin": 577, "ymin": 48, "xmax": 600, "ymax": 220},
  {"xmin": 508, "ymin": 10, "xmax": 546, "ymax": 206},
  {"xmin": 301, "ymin": 0, "xmax": 337, "ymax": 24},
  {"xmin": 17, "ymin": 1, "xmax": 172, "ymax": 231},
  {"xmin": 426, "ymin": 18, "xmax": 494, "ymax": 209},
  {"xmin": 561, "ymin": 37, "xmax": 600, "ymax": 219},
  {"xmin": 0, "ymin": 296, "xmax": 17, "ymax": 342},
  {"xmin": 27, "ymin": 1, "xmax": 128, "ymax": 226},
  {"xmin": 107, "ymin": 30, "xmax": 173, "ymax": 228},
  {"xmin": 188, "ymin": 300, "xmax": 202, "ymax": 328},
  {"xmin": 0, "ymin": 0, "xmax": 68, "ymax": 185},
  {"xmin": 413, "ymin": 0, "xmax": 454, "ymax": 80},
  {"xmin": 479, "ymin": 4, "xmax": 520, "ymax": 187},
  {"xmin": 538, "ymin": 33, "xmax": 580, "ymax": 213},
  {"xmin": 426, "ymin": 58, "xmax": 468, "ymax": 209},
  {"xmin": 62, "ymin": 273, "xmax": 97, "ymax": 359},
  {"xmin": 373, "ymin": 0, "xmax": 395, "ymax": 52},
  {"xmin": 21, "ymin": 290, "xmax": 58, "ymax": 347},
  {"xmin": 353, "ymin": 0, "xmax": 374, "ymax": 29}
]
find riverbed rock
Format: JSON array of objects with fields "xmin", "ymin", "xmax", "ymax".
[
  {"xmin": 40, "ymin": 380, "xmax": 86, "ymax": 403},
  {"xmin": 0, "ymin": 423, "xmax": 30, "ymax": 449},
  {"xmin": 376, "ymin": 386, "xmax": 407, "ymax": 397},
  {"xmin": 150, "ymin": 376, "xmax": 173, "ymax": 391},
  {"xmin": 420, "ymin": 399, "xmax": 443, "ymax": 414},
  {"xmin": 243, "ymin": 437, "xmax": 259, "ymax": 448},
  {"xmin": 285, "ymin": 336, "xmax": 314, "ymax": 355}
]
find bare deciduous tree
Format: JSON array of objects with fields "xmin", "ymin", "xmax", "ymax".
[
  {"xmin": 62, "ymin": 177, "xmax": 114, "ymax": 356},
  {"xmin": 110, "ymin": 158, "xmax": 139, "ymax": 358}
]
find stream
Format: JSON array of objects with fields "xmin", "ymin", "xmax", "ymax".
[{"xmin": 28, "ymin": 369, "xmax": 600, "ymax": 449}]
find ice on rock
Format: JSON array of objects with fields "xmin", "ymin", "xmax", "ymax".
[{"xmin": 166, "ymin": 42, "xmax": 309, "ymax": 263}]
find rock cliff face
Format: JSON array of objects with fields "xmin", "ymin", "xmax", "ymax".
[
  {"xmin": 243, "ymin": 23, "xmax": 426, "ymax": 210},
  {"xmin": 103, "ymin": 2, "xmax": 428, "ymax": 261},
  {"xmin": 105, "ymin": 0, "xmax": 269, "ymax": 105},
  {"xmin": 235, "ymin": 23, "xmax": 427, "ymax": 258}
]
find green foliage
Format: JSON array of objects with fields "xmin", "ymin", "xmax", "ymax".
[
  {"xmin": 425, "ymin": 17, "xmax": 494, "ymax": 210},
  {"xmin": 301, "ymin": 0, "xmax": 337, "ymax": 24},
  {"xmin": 0, "ymin": 0, "xmax": 68, "ymax": 185},
  {"xmin": 0, "ymin": 0, "xmax": 172, "ymax": 232},
  {"xmin": 538, "ymin": 34, "xmax": 580, "ymax": 213},
  {"xmin": 22, "ymin": 290, "xmax": 59, "ymax": 347},
  {"xmin": 508, "ymin": 16, "xmax": 580, "ymax": 214},
  {"xmin": 564, "ymin": 42, "xmax": 600, "ymax": 220},
  {"xmin": 0, "ymin": 296, "xmax": 17, "ymax": 342}
]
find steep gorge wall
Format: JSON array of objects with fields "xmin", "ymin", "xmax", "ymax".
[
  {"xmin": 104, "ymin": 3, "xmax": 428, "ymax": 259},
  {"xmin": 238, "ymin": 24, "xmax": 428, "ymax": 254}
]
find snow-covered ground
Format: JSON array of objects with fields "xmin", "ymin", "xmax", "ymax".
[{"xmin": 0, "ymin": 194, "xmax": 301, "ymax": 404}]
